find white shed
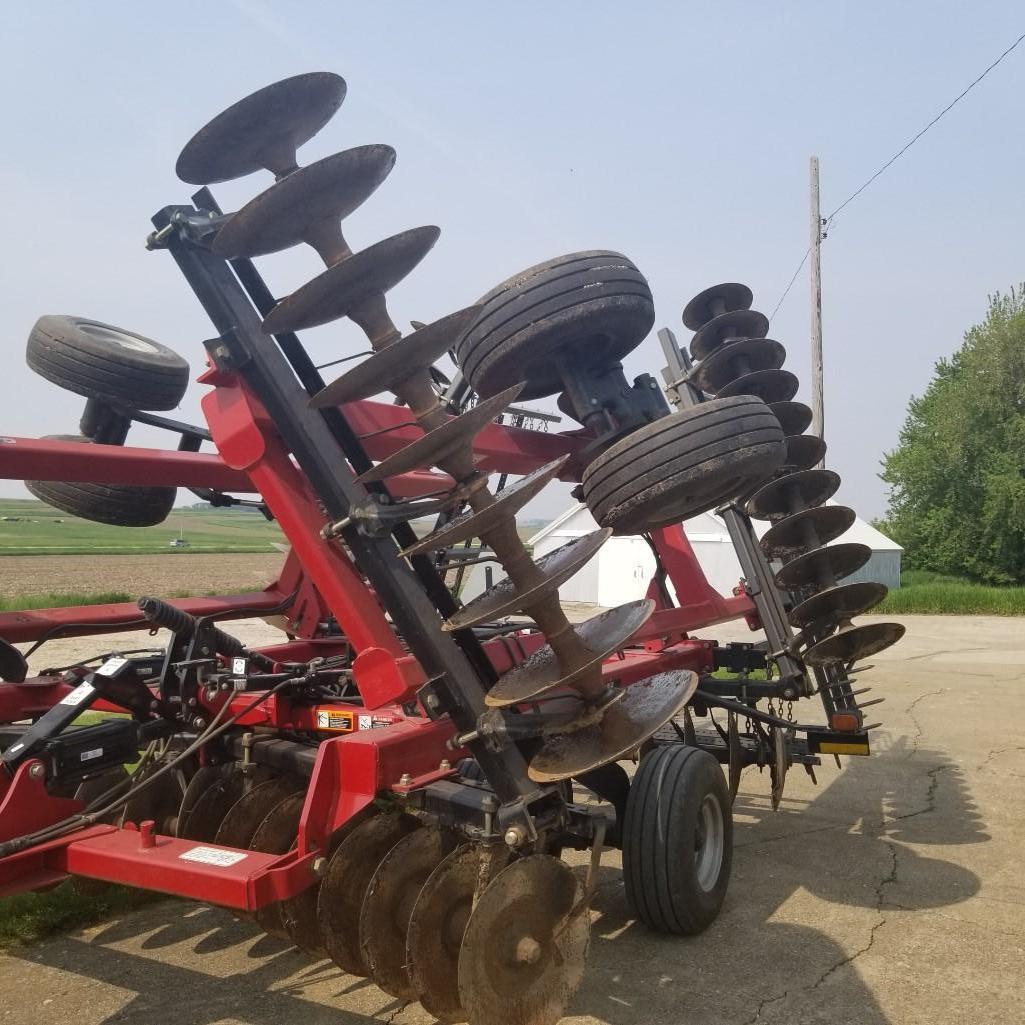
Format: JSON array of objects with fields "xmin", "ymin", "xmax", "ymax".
[{"xmin": 460, "ymin": 502, "xmax": 902, "ymax": 606}]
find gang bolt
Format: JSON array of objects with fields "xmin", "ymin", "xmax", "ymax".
[
  {"xmin": 192, "ymin": 717, "xmax": 207, "ymax": 730},
  {"xmin": 439, "ymin": 759, "xmax": 451, "ymax": 771},
  {"xmin": 504, "ymin": 824, "xmax": 527, "ymax": 848},
  {"xmin": 28, "ymin": 763, "xmax": 46, "ymax": 780},
  {"xmin": 398, "ymin": 773, "xmax": 413, "ymax": 786},
  {"xmin": 312, "ymin": 856, "xmax": 328, "ymax": 877}
]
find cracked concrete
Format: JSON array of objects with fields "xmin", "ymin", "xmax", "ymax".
[{"xmin": 0, "ymin": 614, "xmax": 1022, "ymax": 1025}]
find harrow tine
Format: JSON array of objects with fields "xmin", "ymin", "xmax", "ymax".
[
  {"xmin": 727, "ymin": 710, "xmax": 743, "ymax": 804},
  {"xmin": 355, "ymin": 383, "xmax": 524, "ymax": 482},
  {"xmin": 769, "ymin": 726, "xmax": 789, "ymax": 811}
]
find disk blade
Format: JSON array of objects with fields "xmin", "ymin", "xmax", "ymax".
[
  {"xmin": 457, "ymin": 854, "xmax": 589, "ymax": 1025},
  {"xmin": 528, "ymin": 670, "xmax": 698, "ymax": 783},
  {"xmin": 760, "ymin": 505, "xmax": 856, "ymax": 557},
  {"xmin": 689, "ymin": 308, "xmax": 769, "ymax": 360},
  {"xmin": 745, "ymin": 468, "xmax": 841, "ymax": 521},
  {"xmin": 682, "ymin": 282, "xmax": 753, "ymax": 331},
  {"xmin": 804, "ymin": 622, "xmax": 905, "ymax": 667}
]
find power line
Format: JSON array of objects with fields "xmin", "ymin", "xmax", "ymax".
[
  {"xmin": 825, "ymin": 28, "xmax": 1025, "ymax": 225},
  {"xmin": 768, "ymin": 245, "xmax": 810, "ymax": 325},
  {"xmin": 769, "ymin": 27, "xmax": 1025, "ymax": 322}
]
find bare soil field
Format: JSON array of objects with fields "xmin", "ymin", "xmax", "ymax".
[{"xmin": 0, "ymin": 553, "xmax": 286, "ymax": 602}]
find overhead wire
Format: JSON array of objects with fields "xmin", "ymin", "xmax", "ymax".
[{"xmin": 768, "ymin": 28, "xmax": 1025, "ymax": 323}]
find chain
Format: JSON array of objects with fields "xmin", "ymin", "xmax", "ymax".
[{"xmin": 786, "ymin": 699, "xmax": 795, "ymax": 723}]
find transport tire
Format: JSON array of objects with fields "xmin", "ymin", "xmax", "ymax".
[
  {"xmin": 455, "ymin": 250, "xmax": 654, "ymax": 400},
  {"xmin": 622, "ymin": 745, "xmax": 732, "ymax": 935},
  {"xmin": 26, "ymin": 316, "xmax": 189, "ymax": 410},
  {"xmin": 26, "ymin": 435, "xmax": 176, "ymax": 527},
  {"xmin": 581, "ymin": 395, "xmax": 785, "ymax": 534}
]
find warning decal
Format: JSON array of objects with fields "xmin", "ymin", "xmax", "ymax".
[{"xmin": 315, "ymin": 709, "xmax": 354, "ymax": 732}]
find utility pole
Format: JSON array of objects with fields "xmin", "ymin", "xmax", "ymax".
[{"xmin": 809, "ymin": 156, "xmax": 824, "ymax": 467}]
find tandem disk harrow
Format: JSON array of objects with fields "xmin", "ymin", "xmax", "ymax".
[{"xmin": 0, "ymin": 72, "xmax": 905, "ymax": 1024}]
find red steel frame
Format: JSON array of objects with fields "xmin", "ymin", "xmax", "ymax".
[{"xmin": 0, "ymin": 366, "xmax": 760, "ymax": 905}]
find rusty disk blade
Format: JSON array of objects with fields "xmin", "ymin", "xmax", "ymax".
[
  {"xmin": 682, "ymin": 282, "xmax": 753, "ymax": 331},
  {"xmin": 689, "ymin": 308, "xmax": 769, "ymax": 360},
  {"xmin": 789, "ymin": 581, "xmax": 888, "ymax": 630},
  {"xmin": 356, "ymin": 382, "xmax": 523, "ymax": 483},
  {"xmin": 782, "ymin": 433, "xmax": 827, "ymax": 472},
  {"xmin": 176, "ymin": 765, "xmax": 268, "ymax": 842},
  {"xmin": 360, "ymin": 827, "xmax": 460, "ymax": 1000},
  {"xmin": 804, "ymin": 622, "xmax": 905, "ymax": 667},
  {"xmin": 407, "ymin": 844, "xmax": 512, "ymax": 1023},
  {"xmin": 317, "ymin": 813, "xmax": 419, "ymax": 977},
  {"xmin": 690, "ymin": 337, "xmax": 786, "ymax": 394},
  {"xmin": 444, "ymin": 529, "xmax": 612, "ymax": 632},
  {"xmin": 761, "ymin": 505, "xmax": 856, "ymax": 557},
  {"xmin": 121, "ymin": 758, "xmax": 194, "ymax": 835},
  {"xmin": 401, "ymin": 456, "xmax": 569, "ymax": 557},
  {"xmin": 727, "ymin": 711, "xmax": 742, "ymax": 804},
  {"xmin": 485, "ymin": 599, "xmax": 655, "ymax": 708},
  {"xmin": 769, "ymin": 400, "xmax": 813, "ymax": 437},
  {"xmin": 311, "ymin": 306, "xmax": 482, "ymax": 408},
  {"xmin": 0, "ymin": 639, "xmax": 27, "ymax": 683},
  {"xmin": 281, "ymin": 805, "xmax": 376, "ymax": 958},
  {"xmin": 774, "ymin": 542, "xmax": 872, "ymax": 590},
  {"xmin": 528, "ymin": 670, "xmax": 698, "ymax": 783},
  {"xmin": 770, "ymin": 727, "xmax": 788, "ymax": 811},
  {"xmin": 746, "ymin": 468, "xmax": 841, "ymax": 521},
  {"xmin": 251, "ymin": 790, "xmax": 306, "ymax": 938},
  {"xmin": 177, "ymin": 72, "xmax": 347, "ymax": 184},
  {"xmin": 212, "ymin": 146, "xmax": 397, "ymax": 259},
  {"xmin": 262, "ymin": 226, "xmax": 441, "ymax": 335},
  {"xmin": 214, "ymin": 777, "xmax": 301, "ymax": 850},
  {"xmin": 457, "ymin": 854, "xmax": 590, "ymax": 1025},
  {"xmin": 716, "ymin": 368, "xmax": 799, "ymax": 404}
]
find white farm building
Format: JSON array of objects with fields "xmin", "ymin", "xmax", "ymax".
[{"xmin": 461, "ymin": 503, "xmax": 902, "ymax": 608}]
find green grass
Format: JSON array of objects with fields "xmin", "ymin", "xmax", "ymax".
[
  {"xmin": 0, "ymin": 879, "xmax": 156, "ymax": 948},
  {"xmin": 0, "ymin": 498, "xmax": 284, "ymax": 556},
  {"xmin": 876, "ymin": 569, "xmax": 1025, "ymax": 615},
  {"xmin": 0, "ymin": 591, "xmax": 133, "ymax": 612}
]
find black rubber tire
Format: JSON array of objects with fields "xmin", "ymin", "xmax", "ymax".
[
  {"xmin": 26, "ymin": 316, "xmax": 189, "ymax": 410},
  {"xmin": 455, "ymin": 250, "xmax": 655, "ymax": 400},
  {"xmin": 26, "ymin": 435, "xmax": 176, "ymax": 527},
  {"xmin": 623, "ymin": 745, "xmax": 732, "ymax": 935},
  {"xmin": 581, "ymin": 396, "xmax": 785, "ymax": 534}
]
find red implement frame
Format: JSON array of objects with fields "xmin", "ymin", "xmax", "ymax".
[{"xmin": 0, "ymin": 364, "xmax": 759, "ymax": 906}]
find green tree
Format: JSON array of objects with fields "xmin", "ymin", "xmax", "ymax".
[{"xmin": 881, "ymin": 287, "xmax": 1025, "ymax": 585}]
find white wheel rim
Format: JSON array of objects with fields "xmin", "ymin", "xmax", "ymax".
[{"xmin": 694, "ymin": 792, "xmax": 725, "ymax": 892}]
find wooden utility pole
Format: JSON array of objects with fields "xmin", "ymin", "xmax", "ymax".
[{"xmin": 809, "ymin": 156, "xmax": 824, "ymax": 466}]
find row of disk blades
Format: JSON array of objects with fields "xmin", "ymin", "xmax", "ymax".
[{"xmin": 177, "ymin": 70, "xmax": 695, "ymax": 785}]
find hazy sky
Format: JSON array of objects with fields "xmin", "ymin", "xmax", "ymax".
[{"xmin": 1, "ymin": 2, "xmax": 1022, "ymax": 522}]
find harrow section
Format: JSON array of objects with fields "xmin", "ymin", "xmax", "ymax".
[{"xmin": 0, "ymin": 70, "xmax": 908, "ymax": 1025}]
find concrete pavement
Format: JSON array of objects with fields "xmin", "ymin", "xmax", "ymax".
[{"xmin": 2, "ymin": 614, "xmax": 1023, "ymax": 1024}]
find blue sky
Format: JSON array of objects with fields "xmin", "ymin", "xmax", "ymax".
[{"xmin": 1, "ymin": 2, "xmax": 1022, "ymax": 520}]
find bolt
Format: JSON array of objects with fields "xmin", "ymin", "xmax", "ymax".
[
  {"xmin": 192, "ymin": 717, "xmax": 207, "ymax": 730},
  {"xmin": 439, "ymin": 759, "xmax": 451, "ymax": 771},
  {"xmin": 504, "ymin": 824, "xmax": 527, "ymax": 848},
  {"xmin": 425, "ymin": 694, "xmax": 440, "ymax": 712},
  {"xmin": 398, "ymin": 773, "xmax": 413, "ymax": 786},
  {"xmin": 312, "ymin": 856, "xmax": 328, "ymax": 877},
  {"xmin": 28, "ymin": 763, "xmax": 45, "ymax": 780},
  {"xmin": 515, "ymin": 936, "xmax": 542, "ymax": 964}
]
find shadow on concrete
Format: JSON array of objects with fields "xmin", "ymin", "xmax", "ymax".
[{"xmin": 9, "ymin": 740, "xmax": 983, "ymax": 1025}]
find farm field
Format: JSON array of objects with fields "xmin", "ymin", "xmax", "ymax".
[
  {"xmin": 0, "ymin": 553, "xmax": 285, "ymax": 603},
  {"xmin": 0, "ymin": 499, "xmax": 285, "ymax": 557}
]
